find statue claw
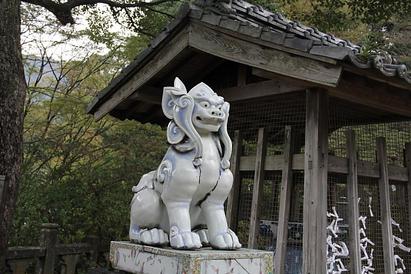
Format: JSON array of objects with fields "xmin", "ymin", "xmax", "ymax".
[
  {"xmin": 169, "ymin": 226, "xmax": 202, "ymax": 250},
  {"xmin": 195, "ymin": 228, "xmax": 210, "ymax": 246},
  {"xmin": 132, "ymin": 228, "xmax": 169, "ymax": 246},
  {"xmin": 210, "ymin": 229, "xmax": 241, "ymax": 250}
]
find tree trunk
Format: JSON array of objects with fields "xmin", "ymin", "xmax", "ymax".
[{"xmin": 0, "ymin": 0, "xmax": 26, "ymax": 272}]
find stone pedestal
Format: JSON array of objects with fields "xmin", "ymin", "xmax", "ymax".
[{"xmin": 110, "ymin": 241, "xmax": 273, "ymax": 274}]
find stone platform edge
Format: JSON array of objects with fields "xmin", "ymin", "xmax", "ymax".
[{"xmin": 110, "ymin": 241, "xmax": 274, "ymax": 274}]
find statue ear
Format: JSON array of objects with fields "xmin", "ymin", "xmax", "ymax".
[
  {"xmin": 162, "ymin": 77, "xmax": 187, "ymax": 119},
  {"xmin": 219, "ymin": 102, "xmax": 232, "ymax": 169},
  {"xmin": 174, "ymin": 77, "xmax": 186, "ymax": 92}
]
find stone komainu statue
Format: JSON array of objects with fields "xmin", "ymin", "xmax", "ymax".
[{"xmin": 129, "ymin": 78, "xmax": 241, "ymax": 250}]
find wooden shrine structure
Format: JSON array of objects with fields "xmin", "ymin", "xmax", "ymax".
[{"xmin": 87, "ymin": 1, "xmax": 411, "ymax": 273}]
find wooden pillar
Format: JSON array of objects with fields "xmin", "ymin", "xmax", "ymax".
[
  {"xmin": 40, "ymin": 223, "xmax": 59, "ymax": 274},
  {"xmin": 226, "ymin": 130, "xmax": 242, "ymax": 231},
  {"xmin": 0, "ymin": 175, "xmax": 5, "ymax": 210},
  {"xmin": 346, "ymin": 130, "xmax": 362, "ymax": 274},
  {"xmin": 86, "ymin": 235, "xmax": 99, "ymax": 267},
  {"xmin": 302, "ymin": 89, "xmax": 328, "ymax": 274},
  {"xmin": 248, "ymin": 127, "xmax": 267, "ymax": 248},
  {"xmin": 405, "ymin": 143, "xmax": 411, "ymax": 234},
  {"xmin": 61, "ymin": 255, "xmax": 79, "ymax": 274},
  {"xmin": 274, "ymin": 126, "xmax": 294, "ymax": 274},
  {"xmin": 376, "ymin": 137, "xmax": 395, "ymax": 274}
]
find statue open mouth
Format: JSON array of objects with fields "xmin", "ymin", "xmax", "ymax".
[{"xmin": 196, "ymin": 116, "xmax": 224, "ymax": 124}]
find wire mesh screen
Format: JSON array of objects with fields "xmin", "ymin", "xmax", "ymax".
[
  {"xmin": 327, "ymin": 173, "xmax": 350, "ymax": 273},
  {"xmin": 286, "ymin": 171, "xmax": 304, "ymax": 274},
  {"xmin": 257, "ymin": 171, "xmax": 282, "ymax": 251},
  {"xmin": 390, "ymin": 182, "xmax": 411, "ymax": 272},
  {"xmin": 358, "ymin": 177, "xmax": 385, "ymax": 273},
  {"xmin": 228, "ymin": 92, "xmax": 307, "ymax": 156},
  {"xmin": 328, "ymin": 95, "xmax": 411, "ymax": 273},
  {"xmin": 236, "ymin": 171, "xmax": 254, "ymax": 246},
  {"xmin": 328, "ymin": 97, "xmax": 411, "ymax": 165},
  {"xmin": 228, "ymin": 92, "xmax": 306, "ymax": 274}
]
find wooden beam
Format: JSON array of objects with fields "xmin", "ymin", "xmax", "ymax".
[
  {"xmin": 188, "ymin": 23, "xmax": 342, "ymax": 87},
  {"xmin": 128, "ymin": 86, "xmax": 162, "ymax": 105},
  {"xmin": 252, "ymin": 67, "xmax": 317, "ymax": 87},
  {"xmin": 93, "ymin": 27, "xmax": 189, "ymax": 120},
  {"xmin": 343, "ymin": 64, "xmax": 411, "ymax": 92},
  {"xmin": 346, "ymin": 130, "xmax": 362, "ymax": 274},
  {"xmin": 329, "ymin": 76, "xmax": 411, "ymax": 118},
  {"xmin": 303, "ymin": 89, "xmax": 328, "ymax": 274},
  {"xmin": 221, "ymin": 79, "xmax": 306, "ymax": 102},
  {"xmin": 124, "ymin": 73, "xmax": 308, "ymax": 109},
  {"xmin": 376, "ymin": 137, "xmax": 395, "ymax": 274},
  {"xmin": 226, "ymin": 130, "xmax": 242, "ymax": 231},
  {"xmin": 239, "ymin": 154, "xmax": 409, "ymax": 182},
  {"xmin": 274, "ymin": 126, "xmax": 294, "ymax": 274},
  {"xmin": 254, "ymin": 67, "xmax": 411, "ymax": 118},
  {"xmin": 199, "ymin": 21, "xmax": 338, "ymax": 66},
  {"xmin": 405, "ymin": 143, "xmax": 411, "ymax": 237},
  {"xmin": 248, "ymin": 128, "xmax": 267, "ymax": 248},
  {"xmin": 237, "ymin": 64, "xmax": 247, "ymax": 87}
]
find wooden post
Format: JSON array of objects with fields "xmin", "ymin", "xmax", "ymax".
[
  {"xmin": 302, "ymin": 89, "xmax": 328, "ymax": 274},
  {"xmin": 40, "ymin": 223, "xmax": 59, "ymax": 274},
  {"xmin": 346, "ymin": 130, "xmax": 362, "ymax": 274},
  {"xmin": 274, "ymin": 126, "xmax": 294, "ymax": 274},
  {"xmin": 248, "ymin": 127, "xmax": 267, "ymax": 248},
  {"xmin": 35, "ymin": 257, "xmax": 43, "ymax": 274},
  {"xmin": 61, "ymin": 255, "xmax": 79, "ymax": 274},
  {"xmin": 237, "ymin": 64, "xmax": 247, "ymax": 87},
  {"xmin": 86, "ymin": 235, "xmax": 99, "ymax": 267},
  {"xmin": 376, "ymin": 137, "xmax": 395, "ymax": 274},
  {"xmin": 405, "ymin": 143, "xmax": 411, "ymax": 234},
  {"xmin": 226, "ymin": 130, "xmax": 242, "ymax": 231},
  {"xmin": 0, "ymin": 175, "xmax": 5, "ymax": 208}
]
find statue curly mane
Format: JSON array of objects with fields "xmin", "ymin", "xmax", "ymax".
[{"xmin": 161, "ymin": 78, "xmax": 232, "ymax": 169}]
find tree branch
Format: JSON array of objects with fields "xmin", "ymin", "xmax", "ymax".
[{"xmin": 22, "ymin": 0, "xmax": 176, "ymax": 25}]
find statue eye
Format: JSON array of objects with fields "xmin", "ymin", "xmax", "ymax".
[{"xmin": 200, "ymin": 101, "xmax": 210, "ymax": 108}]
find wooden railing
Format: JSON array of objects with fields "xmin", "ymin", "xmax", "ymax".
[{"xmin": 5, "ymin": 223, "xmax": 106, "ymax": 274}]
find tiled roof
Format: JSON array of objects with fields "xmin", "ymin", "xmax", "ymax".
[
  {"xmin": 87, "ymin": 0, "xmax": 411, "ymax": 115},
  {"xmin": 193, "ymin": 0, "xmax": 410, "ymax": 84}
]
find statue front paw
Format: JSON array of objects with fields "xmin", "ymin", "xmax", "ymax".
[
  {"xmin": 169, "ymin": 226, "xmax": 202, "ymax": 249},
  {"xmin": 132, "ymin": 228, "xmax": 169, "ymax": 246},
  {"xmin": 210, "ymin": 229, "xmax": 241, "ymax": 250},
  {"xmin": 194, "ymin": 228, "xmax": 210, "ymax": 246}
]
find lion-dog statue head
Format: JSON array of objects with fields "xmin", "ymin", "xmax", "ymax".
[{"xmin": 161, "ymin": 77, "xmax": 232, "ymax": 169}]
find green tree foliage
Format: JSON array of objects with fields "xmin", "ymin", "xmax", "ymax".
[
  {"xmin": 12, "ymin": 48, "xmax": 168, "ymax": 245},
  {"xmin": 11, "ymin": 7, "xmax": 169, "ymax": 245}
]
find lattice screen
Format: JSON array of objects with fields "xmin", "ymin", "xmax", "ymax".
[
  {"xmin": 328, "ymin": 96, "xmax": 411, "ymax": 274},
  {"xmin": 228, "ymin": 91, "xmax": 411, "ymax": 274},
  {"xmin": 229, "ymin": 92, "xmax": 306, "ymax": 274}
]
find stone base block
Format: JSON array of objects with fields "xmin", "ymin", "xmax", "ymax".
[{"xmin": 110, "ymin": 241, "xmax": 273, "ymax": 274}]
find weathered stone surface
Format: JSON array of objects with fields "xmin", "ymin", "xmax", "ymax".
[{"xmin": 110, "ymin": 241, "xmax": 273, "ymax": 274}]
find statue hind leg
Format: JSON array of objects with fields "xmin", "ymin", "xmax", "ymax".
[{"xmin": 129, "ymin": 172, "xmax": 169, "ymax": 245}]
